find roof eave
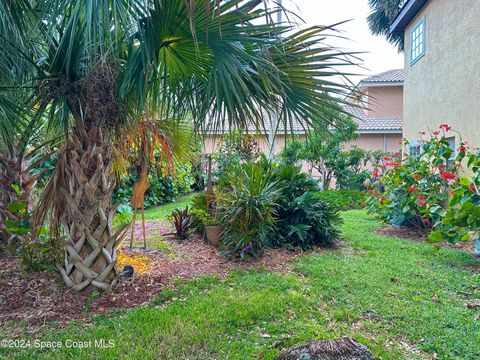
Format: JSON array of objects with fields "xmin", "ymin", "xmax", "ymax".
[
  {"xmin": 359, "ymin": 81, "xmax": 403, "ymax": 88},
  {"xmin": 390, "ymin": 0, "xmax": 428, "ymax": 34},
  {"xmin": 358, "ymin": 129, "xmax": 402, "ymax": 134}
]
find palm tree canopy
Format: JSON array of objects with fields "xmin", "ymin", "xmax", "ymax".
[
  {"xmin": 2, "ymin": 0, "xmax": 360, "ymax": 141},
  {"xmin": 367, "ymin": 0, "xmax": 405, "ymax": 52}
]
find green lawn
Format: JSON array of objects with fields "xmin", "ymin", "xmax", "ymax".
[
  {"xmin": 3, "ymin": 211, "xmax": 479, "ymax": 359},
  {"xmin": 142, "ymin": 193, "xmax": 196, "ymax": 221}
]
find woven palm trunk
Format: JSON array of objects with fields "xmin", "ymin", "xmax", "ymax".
[{"xmin": 57, "ymin": 131, "xmax": 129, "ymax": 292}]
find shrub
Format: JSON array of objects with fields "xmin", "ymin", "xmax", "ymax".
[
  {"xmin": 113, "ymin": 163, "xmax": 194, "ymax": 207},
  {"xmin": 271, "ymin": 165, "xmax": 342, "ymax": 248},
  {"xmin": 367, "ymin": 129, "xmax": 458, "ymax": 229},
  {"xmin": 219, "ymin": 158, "xmax": 281, "ymax": 257},
  {"xmin": 315, "ymin": 189, "xmax": 365, "ymax": 210},
  {"xmin": 171, "ymin": 207, "xmax": 191, "ymax": 240},
  {"xmin": 212, "ymin": 156, "xmax": 342, "ymax": 255},
  {"xmin": 272, "ymin": 191, "xmax": 342, "ymax": 249},
  {"xmin": 213, "ymin": 131, "xmax": 260, "ymax": 182},
  {"xmin": 429, "ymin": 145, "xmax": 480, "ymax": 245}
]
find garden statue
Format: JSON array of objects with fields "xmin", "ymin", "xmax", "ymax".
[{"xmin": 130, "ymin": 156, "xmax": 149, "ymax": 249}]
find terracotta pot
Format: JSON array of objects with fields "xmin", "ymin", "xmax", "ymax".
[{"xmin": 205, "ymin": 225, "xmax": 224, "ymax": 246}]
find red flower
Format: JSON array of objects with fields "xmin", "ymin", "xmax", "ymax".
[
  {"xmin": 413, "ymin": 174, "xmax": 421, "ymax": 180},
  {"xmin": 433, "ymin": 131, "xmax": 440, "ymax": 136},
  {"xmin": 421, "ymin": 218, "xmax": 430, "ymax": 223},
  {"xmin": 386, "ymin": 161, "xmax": 401, "ymax": 167},
  {"xmin": 383, "ymin": 156, "xmax": 390, "ymax": 161},
  {"xmin": 379, "ymin": 197, "xmax": 386, "ymax": 203},
  {"xmin": 437, "ymin": 164, "xmax": 446, "ymax": 169},
  {"xmin": 439, "ymin": 171, "xmax": 456, "ymax": 180},
  {"xmin": 459, "ymin": 145, "xmax": 466, "ymax": 153},
  {"xmin": 439, "ymin": 124, "xmax": 452, "ymax": 132},
  {"xmin": 372, "ymin": 169, "xmax": 379, "ymax": 178},
  {"xmin": 408, "ymin": 186, "xmax": 419, "ymax": 193},
  {"xmin": 419, "ymin": 131, "xmax": 426, "ymax": 135},
  {"xmin": 418, "ymin": 201, "xmax": 426, "ymax": 207},
  {"xmin": 373, "ymin": 192, "xmax": 379, "ymax": 197},
  {"xmin": 470, "ymin": 185, "xmax": 476, "ymax": 191}
]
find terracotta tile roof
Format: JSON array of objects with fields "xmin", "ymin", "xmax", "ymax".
[
  {"xmin": 343, "ymin": 104, "xmax": 402, "ymax": 132},
  {"xmin": 360, "ymin": 69, "xmax": 404, "ymax": 85},
  {"xmin": 357, "ymin": 116, "xmax": 402, "ymax": 131}
]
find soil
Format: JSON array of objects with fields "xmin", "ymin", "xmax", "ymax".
[{"xmin": 0, "ymin": 221, "xmax": 323, "ymax": 333}]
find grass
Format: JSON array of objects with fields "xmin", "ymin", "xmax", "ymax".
[
  {"xmin": 142, "ymin": 193, "xmax": 196, "ymax": 221},
  {"xmin": 3, "ymin": 210, "xmax": 479, "ymax": 359}
]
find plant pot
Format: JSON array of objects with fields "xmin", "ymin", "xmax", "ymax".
[{"xmin": 205, "ymin": 226, "xmax": 224, "ymax": 246}]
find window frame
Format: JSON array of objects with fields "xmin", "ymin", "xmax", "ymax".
[
  {"xmin": 408, "ymin": 141, "xmax": 422, "ymax": 159},
  {"xmin": 410, "ymin": 16, "xmax": 426, "ymax": 66},
  {"xmin": 445, "ymin": 136, "xmax": 456, "ymax": 168}
]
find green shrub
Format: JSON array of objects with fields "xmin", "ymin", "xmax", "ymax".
[
  {"xmin": 219, "ymin": 158, "xmax": 281, "ymax": 257},
  {"xmin": 272, "ymin": 191, "xmax": 342, "ymax": 249},
  {"xmin": 429, "ymin": 144, "xmax": 480, "ymax": 245},
  {"xmin": 315, "ymin": 189, "xmax": 365, "ymax": 211},
  {"xmin": 190, "ymin": 192, "xmax": 209, "ymax": 233},
  {"xmin": 213, "ymin": 157, "xmax": 342, "ymax": 254},
  {"xmin": 268, "ymin": 165, "xmax": 342, "ymax": 248},
  {"xmin": 113, "ymin": 163, "xmax": 194, "ymax": 207}
]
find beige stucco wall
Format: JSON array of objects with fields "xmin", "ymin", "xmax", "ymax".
[
  {"xmin": 366, "ymin": 86, "xmax": 404, "ymax": 118},
  {"xmin": 347, "ymin": 133, "xmax": 402, "ymax": 154},
  {"xmin": 403, "ymin": 0, "xmax": 480, "ymax": 148}
]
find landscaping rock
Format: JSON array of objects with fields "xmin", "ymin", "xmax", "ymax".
[{"xmin": 276, "ymin": 338, "xmax": 374, "ymax": 360}]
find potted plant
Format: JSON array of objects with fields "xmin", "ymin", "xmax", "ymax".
[
  {"xmin": 191, "ymin": 208, "xmax": 223, "ymax": 246},
  {"xmin": 204, "ymin": 220, "xmax": 224, "ymax": 246}
]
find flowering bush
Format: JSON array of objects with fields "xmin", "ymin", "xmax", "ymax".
[
  {"xmin": 367, "ymin": 128, "xmax": 460, "ymax": 229},
  {"xmin": 430, "ymin": 146, "xmax": 480, "ymax": 245}
]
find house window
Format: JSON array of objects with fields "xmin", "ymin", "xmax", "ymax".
[
  {"xmin": 446, "ymin": 136, "xmax": 455, "ymax": 168},
  {"xmin": 410, "ymin": 17, "xmax": 425, "ymax": 65},
  {"xmin": 409, "ymin": 141, "xmax": 422, "ymax": 158}
]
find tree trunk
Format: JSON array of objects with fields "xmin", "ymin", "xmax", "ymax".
[
  {"xmin": 0, "ymin": 145, "xmax": 35, "ymax": 254},
  {"xmin": 276, "ymin": 338, "xmax": 374, "ymax": 360},
  {"xmin": 56, "ymin": 130, "xmax": 129, "ymax": 292}
]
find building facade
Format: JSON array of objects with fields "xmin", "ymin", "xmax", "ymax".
[
  {"xmin": 390, "ymin": 0, "xmax": 480, "ymax": 151},
  {"xmin": 204, "ymin": 69, "xmax": 404, "ymax": 158}
]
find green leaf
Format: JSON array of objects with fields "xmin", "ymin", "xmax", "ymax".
[
  {"xmin": 11, "ymin": 184, "xmax": 21, "ymax": 195},
  {"xmin": 7, "ymin": 200, "xmax": 27, "ymax": 213},
  {"xmin": 428, "ymin": 230, "xmax": 444, "ymax": 242},
  {"xmin": 459, "ymin": 176, "xmax": 471, "ymax": 187}
]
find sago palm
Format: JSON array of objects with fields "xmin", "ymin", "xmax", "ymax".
[{"xmin": 2, "ymin": 0, "xmax": 359, "ymax": 291}]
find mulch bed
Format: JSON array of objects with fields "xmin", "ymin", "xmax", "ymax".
[
  {"xmin": 0, "ymin": 221, "xmax": 319, "ymax": 333},
  {"xmin": 375, "ymin": 225, "xmax": 474, "ymax": 253}
]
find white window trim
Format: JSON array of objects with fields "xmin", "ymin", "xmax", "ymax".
[{"xmin": 410, "ymin": 16, "xmax": 426, "ymax": 66}]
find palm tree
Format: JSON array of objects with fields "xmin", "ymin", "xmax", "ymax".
[
  {"xmin": 2, "ymin": 0, "xmax": 359, "ymax": 291},
  {"xmin": 367, "ymin": 0, "xmax": 405, "ymax": 51}
]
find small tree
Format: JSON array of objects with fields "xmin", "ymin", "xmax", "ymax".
[
  {"xmin": 279, "ymin": 118, "xmax": 358, "ymax": 189},
  {"xmin": 335, "ymin": 147, "xmax": 372, "ymax": 190}
]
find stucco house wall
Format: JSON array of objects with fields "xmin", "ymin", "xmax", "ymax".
[
  {"xmin": 366, "ymin": 86, "xmax": 404, "ymax": 118},
  {"xmin": 402, "ymin": 0, "xmax": 480, "ymax": 147}
]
